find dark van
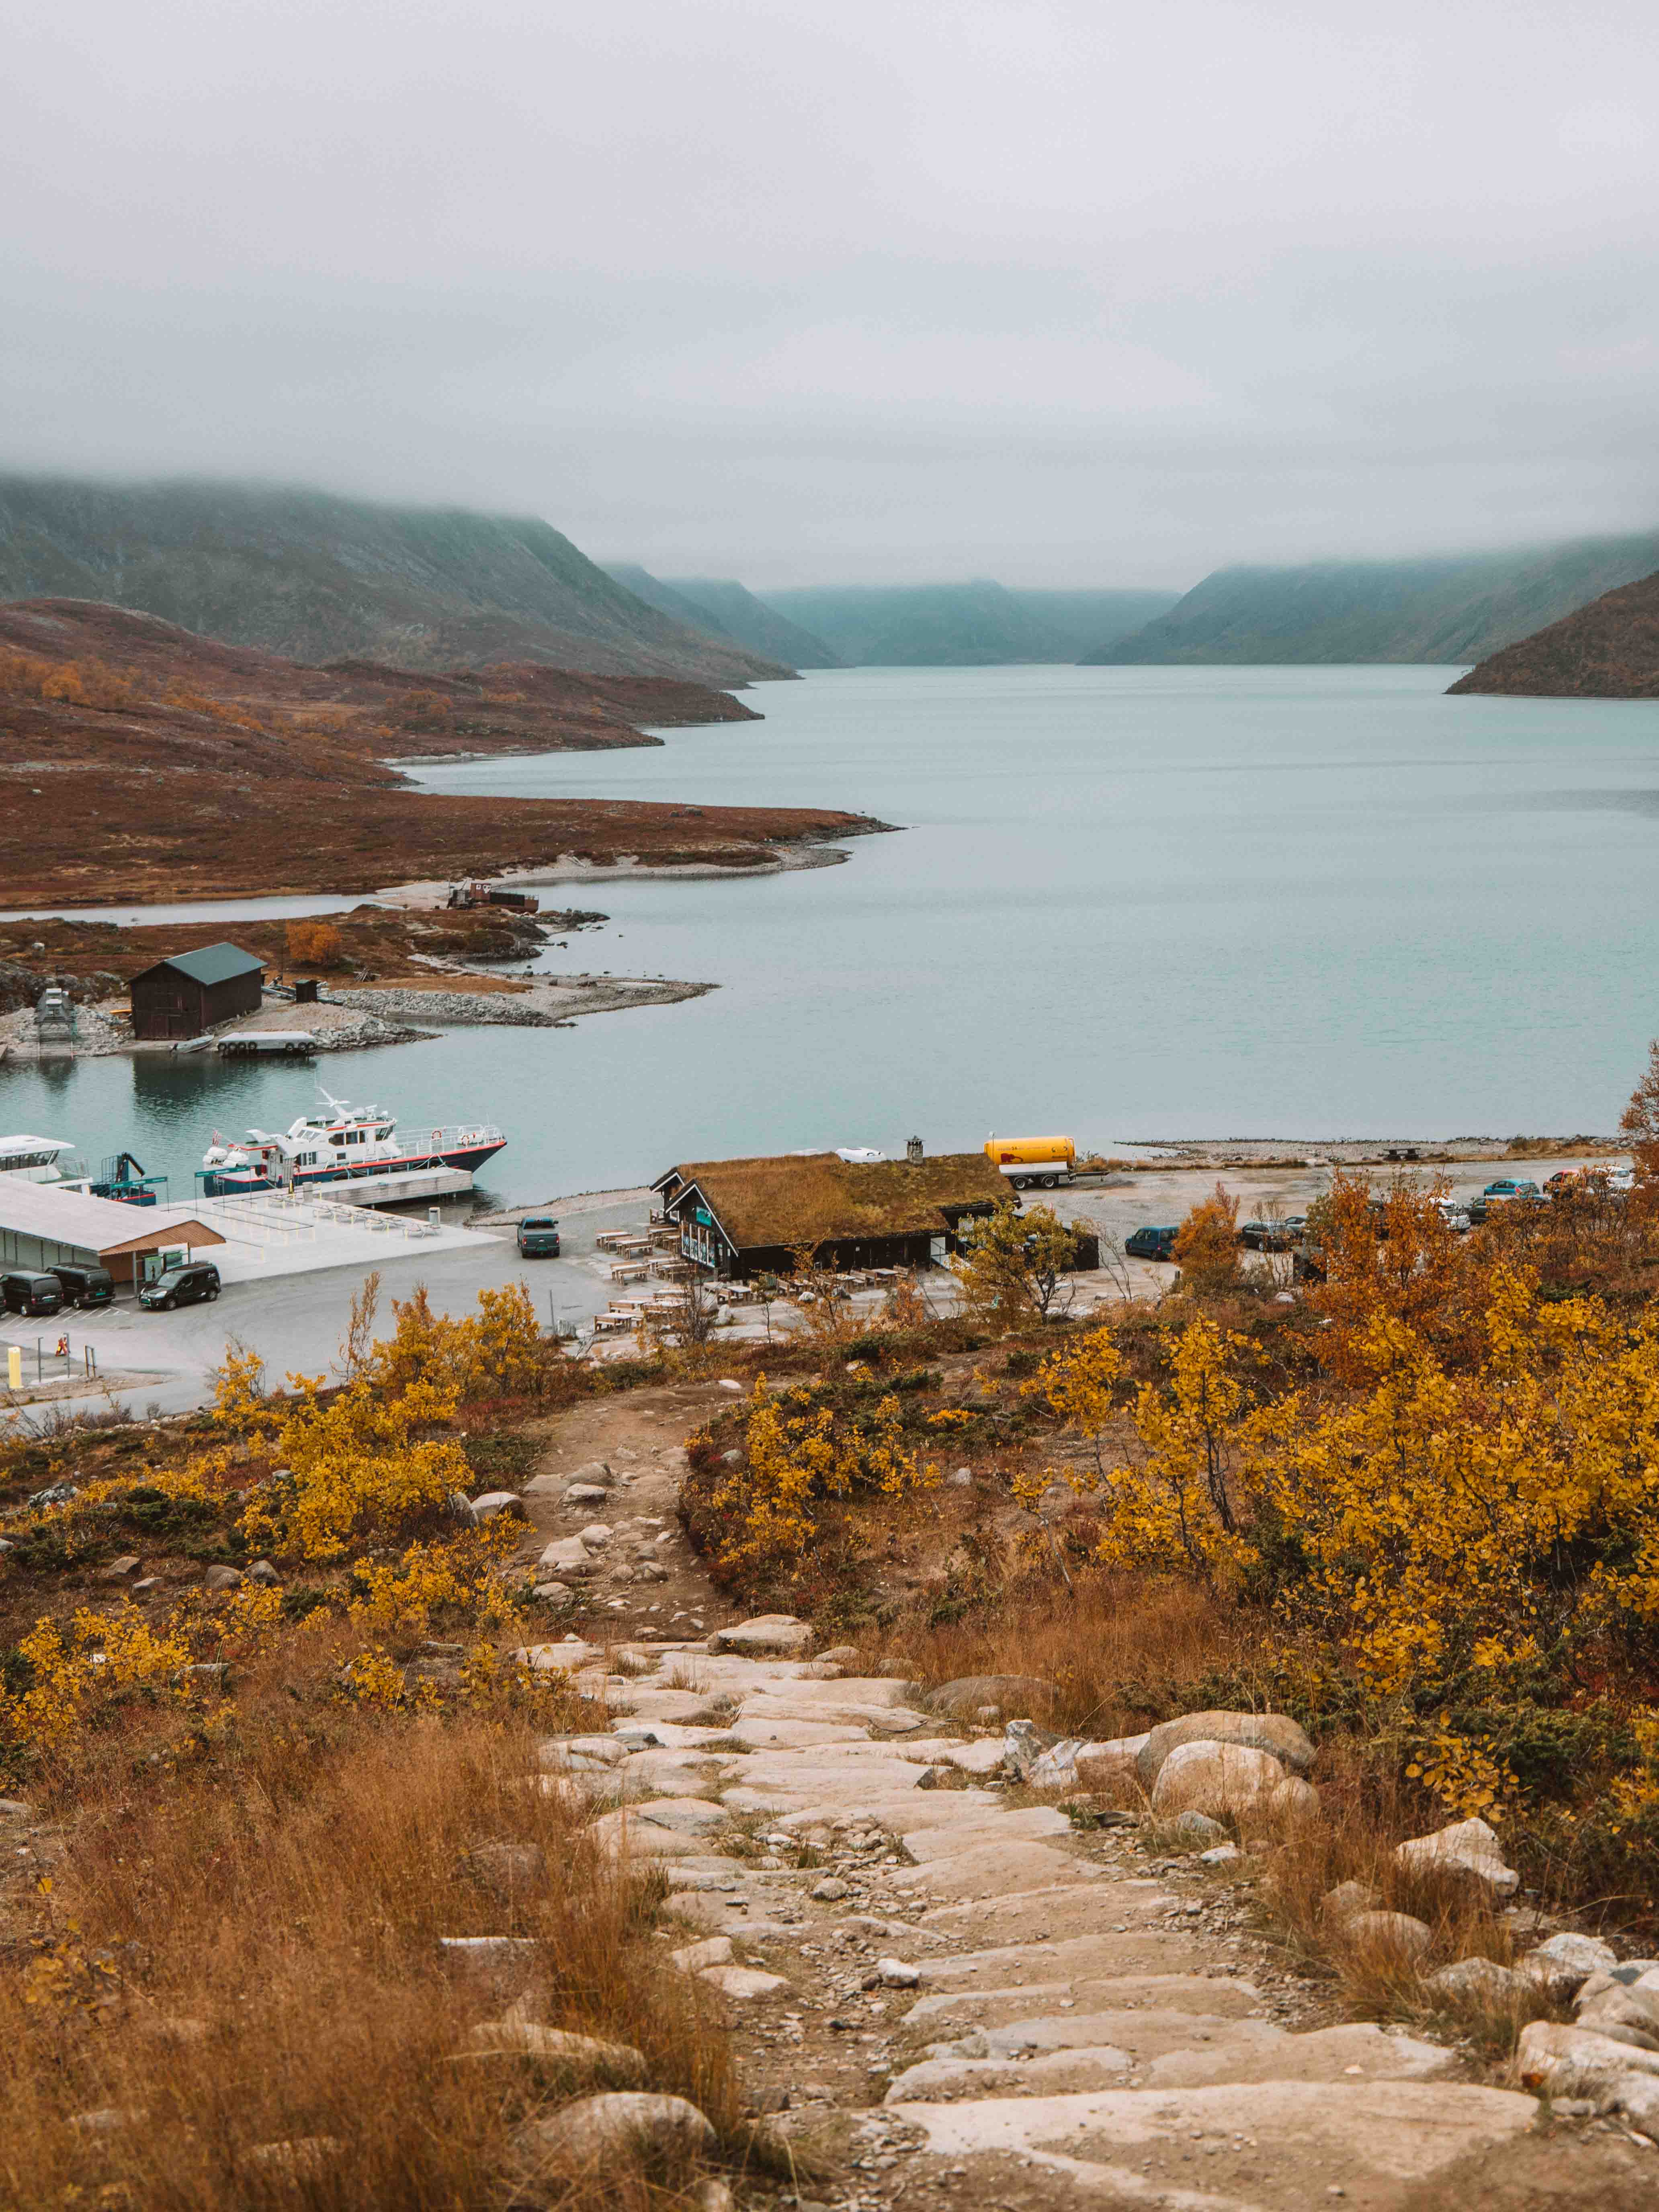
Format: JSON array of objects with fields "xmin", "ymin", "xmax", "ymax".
[
  {"xmin": 50, "ymin": 1263, "xmax": 115, "ymax": 1309},
  {"xmin": 1, "ymin": 1271, "xmax": 65, "ymax": 1317},
  {"xmin": 516, "ymin": 1215, "xmax": 561, "ymax": 1258},
  {"xmin": 1125, "ymin": 1225, "xmax": 1179, "ymax": 1262},
  {"xmin": 138, "ymin": 1261, "xmax": 221, "ymax": 1312}
]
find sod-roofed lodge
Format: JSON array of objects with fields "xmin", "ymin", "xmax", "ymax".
[{"xmin": 651, "ymin": 1149, "xmax": 1010, "ymax": 1278}]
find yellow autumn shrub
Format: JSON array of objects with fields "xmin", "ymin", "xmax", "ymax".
[
  {"xmin": 239, "ymin": 1367, "xmax": 471, "ymax": 1563},
  {"xmin": 698, "ymin": 1376, "xmax": 938, "ymax": 1573}
]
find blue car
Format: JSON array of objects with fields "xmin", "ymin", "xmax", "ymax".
[{"xmin": 1125, "ymin": 1225, "xmax": 1178, "ymax": 1262}]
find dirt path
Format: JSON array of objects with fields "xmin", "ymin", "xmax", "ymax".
[
  {"xmin": 510, "ymin": 1400, "xmax": 1654, "ymax": 2209},
  {"xmin": 507, "ymin": 1378, "xmax": 745, "ymax": 1639}
]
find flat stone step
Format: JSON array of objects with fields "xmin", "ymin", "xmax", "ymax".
[
  {"xmin": 904, "ymin": 1974, "xmax": 1264, "ymax": 2031},
  {"xmin": 891, "ymin": 2079, "xmax": 1539, "ymax": 2208},
  {"xmin": 889, "ymin": 1839, "xmax": 1104, "ymax": 1901}
]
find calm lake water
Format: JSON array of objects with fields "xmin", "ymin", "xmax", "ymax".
[{"xmin": 4, "ymin": 664, "xmax": 1658, "ymax": 1204}]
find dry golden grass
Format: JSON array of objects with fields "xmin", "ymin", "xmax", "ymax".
[
  {"xmin": 1, "ymin": 1699, "xmax": 746, "ymax": 2211},
  {"xmin": 1253, "ymin": 1756, "xmax": 1568, "ymax": 2056},
  {"xmin": 854, "ymin": 1569, "xmax": 1253, "ymax": 1737}
]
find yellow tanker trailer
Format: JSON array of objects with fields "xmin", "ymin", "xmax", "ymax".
[{"xmin": 984, "ymin": 1134, "xmax": 1076, "ymax": 1190}]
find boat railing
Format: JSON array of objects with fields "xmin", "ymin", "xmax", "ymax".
[{"xmin": 407, "ymin": 1124, "xmax": 503, "ymax": 1154}]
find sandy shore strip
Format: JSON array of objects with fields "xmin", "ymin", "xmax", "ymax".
[{"xmin": 374, "ymin": 838, "xmax": 862, "ymax": 907}]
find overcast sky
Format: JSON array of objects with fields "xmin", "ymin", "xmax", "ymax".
[{"xmin": 6, "ymin": 0, "xmax": 1659, "ymax": 587}]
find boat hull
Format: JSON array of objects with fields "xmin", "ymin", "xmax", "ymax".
[{"xmin": 202, "ymin": 1137, "xmax": 505, "ymax": 1198}]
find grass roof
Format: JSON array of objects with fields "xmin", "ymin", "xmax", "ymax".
[{"xmin": 664, "ymin": 1151, "xmax": 1008, "ymax": 1251}]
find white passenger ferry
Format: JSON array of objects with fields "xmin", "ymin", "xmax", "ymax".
[
  {"xmin": 0, "ymin": 1135, "xmax": 84, "ymax": 1183},
  {"xmin": 200, "ymin": 1092, "xmax": 506, "ymax": 1195}
]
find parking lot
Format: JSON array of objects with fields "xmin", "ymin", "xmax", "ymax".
[{"xmin": 0, "ymin": 1187, "xmax": 656, "ymax": 1419}]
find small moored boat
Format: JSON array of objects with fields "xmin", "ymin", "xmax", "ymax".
[{"xmin": 199, "ymin": 1090, "xmax": 505, "ymax": 1195}]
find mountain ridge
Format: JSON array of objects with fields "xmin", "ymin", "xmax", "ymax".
[
  {"xmin": 0, "ymin": 476, "xmax": 791, "ymax": 686},
  {"xmin": 1093, "ymin": 532, "xmax": 1659, "ymax": 666}
]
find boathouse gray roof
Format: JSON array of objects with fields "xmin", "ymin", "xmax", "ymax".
[{"xmin": 148, "ymin": 943, "xmax": 265, "ymax": 986}]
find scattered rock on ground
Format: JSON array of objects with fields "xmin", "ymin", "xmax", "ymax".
[
  {"xmin": 1321, "ymin": 1880, "xmax": 1382, "ymax": 1925},
  {"xmin": 460, "ymin": 2024, "xmax": 645, "ymax": 2080},
  {"xmin": 203, "ymin": 1564, "xmax": 244, "ymax": 1592},
  {"xmin": 1395, "ymin": 1815, "xmax": 1519, "ymax": 1897},
  {"xmin": 1345, "ymin": 1911, "xmax": 1434, "ymax": 1961},
  {"xmin": 1521, "ymin": 1932, "xmax": 1619, "ymax": 2001},
  {"xmin": 470, "ymin": 1490, "xmax": 526, "ymax": 1522},
  {"xmin": 1425, "ymin": 1956, "xmax": 1531, "ymax": 2007},
  {"xmin": 707, "ymin": 1614, "xmax": 813, "ymax": 1657},
  {"xmin": 1173, "ymin": 1811, "xmax": 1228, "ymax": 1847}
]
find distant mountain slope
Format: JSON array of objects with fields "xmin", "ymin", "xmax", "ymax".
[
  {"xmin": 1093, "ymin": 533, "xmax": 1659, "ymax": 666},
  {"xmin": 600, "ymin": 565, "xmax": 827, "ymax": 671},
  {"xmin": 0, "ymin": 477, "xmax": 791, "ymax": 685},
  {"xmin": 661, "ymin": 577, "xmax": 842, "ymax": 669},
  {"xmin": 755, "ymin": 581, "xmax": 1179, "ymax": 666},
  {"xmin": 745, "ymin": 582, "xmax": 993, "ymax": 665},
  {"xmin": 1004, "ymin": 588, "xmax": 1181, "ymax": 660},
  {"xmin": 1448, "ymin": 570, "xmax": 1659, "ymax": 697}
]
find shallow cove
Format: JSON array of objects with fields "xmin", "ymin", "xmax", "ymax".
[{"xmin": 4, "ymin": 663, "xmax": 1659, "ymax": 1202}]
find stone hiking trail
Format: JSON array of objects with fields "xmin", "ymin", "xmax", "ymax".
[{"xmin": 500, "ymin": 1389, "xmax": 1655, "ymax": 2210}]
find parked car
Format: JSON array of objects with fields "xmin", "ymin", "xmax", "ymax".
[
  {"xmin": 1489, "ymin": 1179, "xmax": 1541, "ymax": 1207},
  {"xmin": 1125, "ymin": 1225, "xmax": 1179, "ymax": 1262},
  {"xmin": 1434, "ymin": 1198, "xmax": 1471, "ymax": 1233},
  {"xmin": 516, "ymin": 1215, "xmax": 561, "ymax": 1258},
  {"xmin": 50, "ymin": 1263, "xmax": 114, "ymax": 1308},
  {"xmin": 137, "ymin": 1261, "xmax": 221, "ymax": 1311},
  {"xmin": 0, "ymin": 1271, "xmax": 64, "ymax": 1317}
]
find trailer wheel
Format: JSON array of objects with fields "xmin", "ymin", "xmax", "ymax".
[{"xmin": 1042, "ymin": 1174, "xmax": 1058, "ymax": 1189}]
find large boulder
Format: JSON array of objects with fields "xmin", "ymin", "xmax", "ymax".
[
  {"xmin": 522, "ymin": 2091, "xmax": 716, "ymax": 2165},
  {"xmin": 927, "ymin": 1674, "xmax": 1052, "ymax": 1720},
  {"xmin": 1137, "ymin": 1710, "xmax": 1315, "ymax": 1790},
  {"xmin": 1149, "ymin": 1740, "xmax": 1288, "ymax": 1825},
  {"xmin": 707, "ymin": 1615, "xmax": 813, "ymax": 1657},
  {"xmin": 1394, "ymin": 1816, "xmax": 1519, "ymax": 1898},
  {"xmin": 1516, "ymin": 2020, "xmax": 1659, "ymax": 2100}
]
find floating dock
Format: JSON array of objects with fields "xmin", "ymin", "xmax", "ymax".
[
  {"xmin": 217, "ymin": 1032, "xmax": 317, "ymax": 1057},
  {"xmin": 324, "ymin": 1165, "xmax": 475, "ymax": 1208}
]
